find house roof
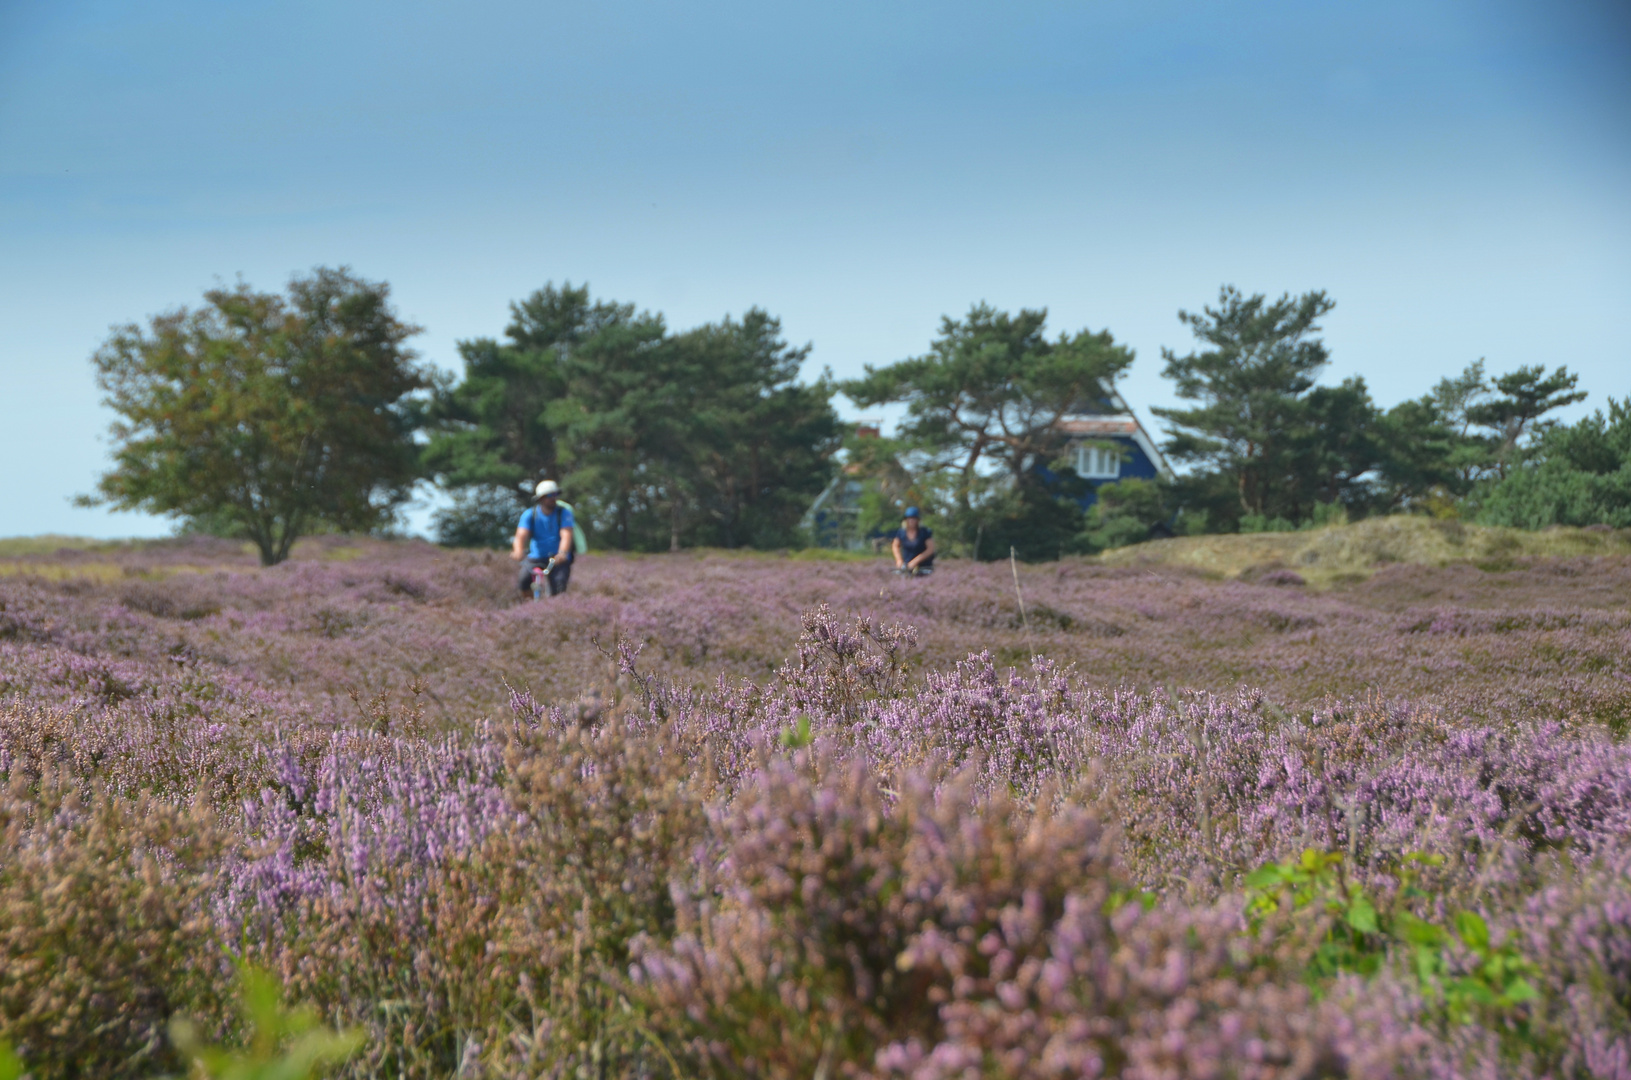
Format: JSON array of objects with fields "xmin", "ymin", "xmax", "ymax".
[{"xmin": 1059, "ymin": 389, "xmax": 1174, "ymax": 480}]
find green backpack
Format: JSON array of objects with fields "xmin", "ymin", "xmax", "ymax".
[{"xmin": 558, "ymin": 501, "xmax": 589, "ymax": 555}]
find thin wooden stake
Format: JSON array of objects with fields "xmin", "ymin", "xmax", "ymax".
[{"xmin": 1011, "ymin": 546, "xmax": 1035, "ymax": 656}]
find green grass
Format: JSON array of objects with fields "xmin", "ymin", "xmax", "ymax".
[
  {"xmin": 0, "ymin": 561, "xmax": 127, "ymax": 583},
  {"xmin": 1097, "ymin": 516, "xmax": 1631, "ymax": 588},
  {"xmin": 0, "ymin": 535, "xmax": 130, "ymax": 558}
]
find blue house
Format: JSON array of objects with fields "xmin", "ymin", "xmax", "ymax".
[
  {"xmin": 1055, "ymin": 390, "xmax": 1173, "ymax": 509},
  {"xmin": 803, "ymin": 398, "xmax": 1173, "ymax": 548}
]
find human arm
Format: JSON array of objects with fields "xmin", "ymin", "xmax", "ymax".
[
  {"xmin": 553, "ymin": 506, "xmax": 575, "ymax": 562},
  {"xmin": 891, "ymin": 534, "xmax": 904, "ymax": 568},
  {"xmin": 907, "ymin": 536, "xmax": 936, "ymax": 570},
  {"xmin": 511, "ymin": 526, "xmax": 530, "ymax": 561}
]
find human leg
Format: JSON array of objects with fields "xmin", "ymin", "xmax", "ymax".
[
  {"xmin": 517, "ymin": 558, "xmax": 546, "ymax": 596},
  {"xmin": 546, "ymin": 560, "xmax": 572, "ymax": 596}
]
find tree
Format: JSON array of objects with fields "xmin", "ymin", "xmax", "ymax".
[
  {"xmin": 841, "ymin": 303, "xmax": 1134, "ymax": 557},
  {"xmin": 1474, "ymin": 397, "xmax": 1631, "ymax": 528},
  {"xmin": 1153, "ymin": 286, "xmax": 1340, "ymax": 524},
  {"xmin": 421, "ymin": 282, "xmax": 635, "ymax": 545},
  {"xmin": 429, "ymin": 284, "xmax": 841, "ymax": 552},
  {"xmin": 1365, "ymin": 362, "xmax": 1588, "ymax": 516},
  {"xmin": 84, "ymin": 268, "xmax": 427, "ymax": 566},
  {"xmin": 1371, "ymin": 396, "xmax": 1460, "ymax": 512},
  {"xmin": 1425, "ymin": 360, "xmax": 1493, "ymax": 482},
  {"xmin": 1293, "ymin": 377, "xmax": 1384, "ymax": 515},
  {"xmin": 550, "ymin": 309, "xmax": 841, "ymax": 551},
  {"xmin": 666, "ymin": 312, "xmax": 843, "ymax": 549},
  {"xmin": 1465, "ymin": 364, "xmax": 1587, "ymax": 477},
  {"xmin": 841, "ymin": 431, "xmax": 932, "ymax": 542},
  {"xmin": 430, "ymin": 486, "xmax": 526, "ymax": 549},
  {"xmin": 539, "ymin": 300, "xmax": 671, "ymax": 550},
  {"xmin": 1079, "ymin": 477, "xmax": 1176, "ymax": 552}
]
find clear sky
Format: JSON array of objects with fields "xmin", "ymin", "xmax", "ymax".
[{"xmin": 3, "ymin": 0, "xmax": 1628, "ymax": 539}]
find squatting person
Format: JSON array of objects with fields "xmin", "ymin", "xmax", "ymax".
[
  {"xmin": 891, "ymin": 506, "xmax": 936, "ymax": 576},
  {"xmin": 512, "ymin": 480, "xmax": 575, "ymax": 597}
]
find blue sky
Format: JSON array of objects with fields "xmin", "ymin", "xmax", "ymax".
[{"xmin": 2, "ymin": 0, "xmax": 1628, "ymax": 539}]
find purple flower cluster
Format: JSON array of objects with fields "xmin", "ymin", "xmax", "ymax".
[{"xmin": 0, "ymin": 536, "xmax": 1628, "ymax": 1076}]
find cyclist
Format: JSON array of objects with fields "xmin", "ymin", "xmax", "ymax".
[
  {"xmin": 891, "ymin": 506, "xmax": 935, "ymax": 576},
  {"xmin": 512, "ymin": 480, "xmax": 575, "ymax": 598}
]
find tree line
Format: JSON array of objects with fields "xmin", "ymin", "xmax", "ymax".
[
  {"xmin": 84, "ymin": 267, "xmax": 1627, "ymax": 565},
  {"xmin": 419, "ymin": 283, "xmax": 840, "ymax": 553}
]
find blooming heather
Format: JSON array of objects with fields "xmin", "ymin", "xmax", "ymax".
[{"xmin": 0, "ymin": 535, "xmax": 1628, "ymax": 1076}]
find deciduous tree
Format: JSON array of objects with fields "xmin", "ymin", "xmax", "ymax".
[{"xmin": 85, "ymin": 268, "xmax": 427, "ymax": 565}]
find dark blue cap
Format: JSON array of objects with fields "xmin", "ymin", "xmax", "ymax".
[{"xmin": 903, "ymin": 506, "xmax": 921, "ymax": 519}]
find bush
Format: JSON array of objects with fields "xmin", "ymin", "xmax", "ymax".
[
  {"xmin": 0, "ymin": 781, "xmax": 230, "ymax": 1078},
  {"xmin": 1240, "ymin": 513, "xmax": 1298, "ymax": 533},
  {"xmin": 1476, "ymin": 397, "xmax": 1631, "ymax": 529},
  {"xmin": 5, "ymin": 537, "xmax": 1631, "ymax": 1076},
  {"xmin": 967, "ymin": 478, "xmax": 1085, "ymax": 561},
  {"xmin": 1079, "ymin": 477, "xmax": 1173, "ymax": 552},
  {"xmin": 633, "ymin": 757, "xmax": 1342, "ymax": 1079},
  {"xmin": 432, "ymin": 485, "xmax": 525, "ymax": 548}
]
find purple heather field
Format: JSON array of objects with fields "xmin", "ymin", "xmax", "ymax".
[{"xmin": 2, "ymin": 535, "xmax": 1630, "ymax": 1078}]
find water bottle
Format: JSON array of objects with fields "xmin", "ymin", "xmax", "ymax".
[{"xmin": 531, "ymin": 565, "xmax": 546, "ymax": 600}]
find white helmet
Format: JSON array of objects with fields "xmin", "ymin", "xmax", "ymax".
[{"xmin": 534, "ymin": 480, "xmax": 561, "ymax": 499}]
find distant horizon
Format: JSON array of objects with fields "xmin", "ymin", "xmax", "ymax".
[{"xmin": 4, "ymin": 0, "xmax": 1627, "ymax": 539}]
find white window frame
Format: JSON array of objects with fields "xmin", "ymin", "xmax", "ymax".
[{"xmin": 1075, "ymin": 442, "xmax": 1122, "ymax": 480}]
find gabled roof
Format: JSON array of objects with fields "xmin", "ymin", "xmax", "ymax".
[{"xmin": 1057, "ymin": 389, "xmax": 1174, "ymax": 480}]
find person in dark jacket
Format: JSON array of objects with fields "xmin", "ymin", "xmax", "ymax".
[{"xmin": 890, "ymin": 507, "xmax": 936, "ymax": 576}]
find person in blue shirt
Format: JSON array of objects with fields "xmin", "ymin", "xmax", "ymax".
[
  {"xmin": 511, "ymin": 480, "xmax": 575, "ymax": 597},
  {"xmin": 891, "ymin": 506, "xmax": 935, "ymax": 576}
]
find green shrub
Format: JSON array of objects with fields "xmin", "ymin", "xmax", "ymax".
[
  {"xmin": 1079, "ymin": 477, "xmax": 1173, "ymax": 552},
  {"xmin": 432, "ymin": 485, "xmax": 523, "ymax": 548},
  {"xmin": 1239, "ymin": 513, "xmax": 1297, "ymax": 533},
  {"xmin": 171, "ymin": 964, "xmax": 361, "ymax": 1080},
  {"xmin": 1475, "ymin": 397, "xmax": 1631, "ymax": 528},
  {"xmin": 1246, "ymin": 849, "xmax": 1542, "ymax": 1053}
]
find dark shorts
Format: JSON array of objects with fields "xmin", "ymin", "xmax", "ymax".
[{"xmin": 518, "ymin": 557, "xmax": 572, "ymax": 597}]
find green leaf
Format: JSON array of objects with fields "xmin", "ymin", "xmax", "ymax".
[
  {"xmin": 1502, "ymin": 978, "xmax": 1540, "ymax": 1004},
  {"xmin": 1396, "ymin": 913, "xmax": 1448, "ymax": 947},
  {"xmin": 173, "ymin": 963, "xmax": 362, "ymax": 1080},
  {"xmin": 1414, "ymin": 944, "xmax": 1442, "ymax": 983},
  {"xmin": 779, "ymin": 715, "xmax": 814, "ymax": 749},
  {"xmin": 1453, "ymin": 911, "xmax": 1490, "ymax": 952},
  {"xmin": 1245, "ymin": 866, "xmax": 1287, "ymax": 889},
  {"xmin": 1344, "ymin": 897, "xmax": 1379, "ymax": 935}
]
